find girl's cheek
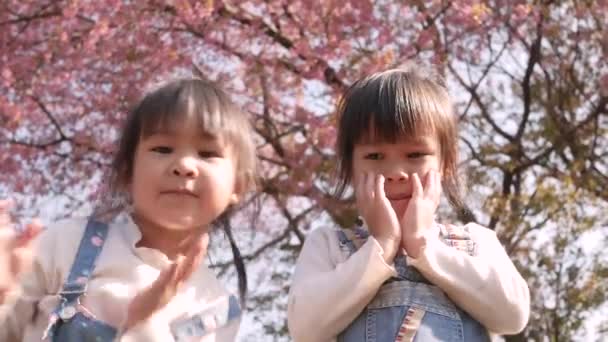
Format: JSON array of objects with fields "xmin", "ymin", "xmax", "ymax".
[{"xmin": 358, "ymin": 160, "xmax": 376, "ymax": 172}]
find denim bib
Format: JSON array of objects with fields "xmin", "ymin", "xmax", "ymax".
[{"xmin": 337, "ymin": 224, "xmax": 490, "ymax": 342}]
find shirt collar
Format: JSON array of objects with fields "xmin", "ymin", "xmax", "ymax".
[{"xmin": 115, "ymin": 212, "xmax": 173, "ymax": 268}]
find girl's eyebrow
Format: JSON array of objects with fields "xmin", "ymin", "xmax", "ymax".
[
  {"xmin": 401, "ymin": 136, "xmax": 435, "ymax": 145},
  {"xmin": 408, "ymin": 139, "xmax": 431, "ymax": 146},
  {"xmin": 357, "ymin": 137, "xmax": 432, "ymax": 147},
  {"xmin": 146, "ymin": 128, "xmax": 220, "ymax": 141},
  {"xmin": 198, "ymin": 131, "xmax": 220, "ymax": 141}
]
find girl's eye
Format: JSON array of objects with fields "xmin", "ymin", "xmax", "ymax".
[
  {"xmin": 151, "ymin": 146, "xmax": 172, "ymax": 154},
  {"xmin": 364, "ymin": 153, "xmax": 382, "ymax": 160},
  {"xmin": 198, "ymin": 150, "xmax": 221, "ymax": 158},
  {"xmin": 408, "ymin": 152, "xmax": 428, "ymax": 159}
]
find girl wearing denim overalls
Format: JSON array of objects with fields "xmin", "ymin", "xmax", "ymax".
[
  {"xmin": 0, "ymin": 78, "xmax": 257, "ymax": 341},
  {"xmin": 288, "ymin": 64, "xmax": 530, "ymax": 342}
]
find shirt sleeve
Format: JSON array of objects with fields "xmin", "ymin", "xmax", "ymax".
[
  {"xmin": 0, "ymin": 226, "xmax": 58, "ymax": 341},
  {"xmin": 287, "ymin": 227, "xmax": 397, "ymax": 342},
  {"xmin": 406, "ymin": 223, "xmax": 530, "ymax": 334}
]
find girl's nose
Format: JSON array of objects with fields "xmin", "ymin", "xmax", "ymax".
[
  {"xmin": 385, "ymin": 171, "xmax": 407, "ymax": 182},
  {"xmin": 171, "ymin": 157, "xmax": 198, "ymax": 178}
]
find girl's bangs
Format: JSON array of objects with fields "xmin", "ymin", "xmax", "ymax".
[{"xmin": 137, "ymin": 81, "xmax": 239, "ymax": 139}]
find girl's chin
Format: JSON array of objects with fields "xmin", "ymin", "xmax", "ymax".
[
  {"xmin": 157, "ymin": 217, "xmax": 208, "ymax": 231},
  {"xmin": 134, "ymin": 212, "xmax": 207, "ymax": 232},
  {"xmin": 390, "ymin": 199, "xmax": 410, "ymax": 217}
]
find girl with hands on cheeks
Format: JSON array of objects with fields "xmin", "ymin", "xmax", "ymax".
[{"xmin": 288, "ymin": 64, "xmax": 530, "ymax": 342}]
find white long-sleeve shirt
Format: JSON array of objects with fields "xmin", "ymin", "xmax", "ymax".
[
  {"xmin": 287, "ymin": 223, "xmax": 530, "ymax": 342},
  {"xmin": 0, "ymin": 216, "xmax": 239, "ymax": 342}
]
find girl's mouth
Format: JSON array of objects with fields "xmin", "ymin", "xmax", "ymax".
[
  {"xmin": 386, "ymin": 193, "xmax": 411, "ymax": 201},
  {"xmin": 160, "ymin": 189, "xmax": 199, "ymax": 198}
]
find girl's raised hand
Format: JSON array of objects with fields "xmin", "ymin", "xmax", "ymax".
[
  {"xmin": 0, "ymin": 199, "xmax": 43, "ymax": 304},
  {"xmin": 400, "ymin": 170, "xmax": 441, "ymax": 258},
  {"xmin": 355, "ymin": 172, "xmax": 401, "ymax": 263},
  {"xmin": 123, "ymin": 233, "xmax": 210, "ymax": 331}
]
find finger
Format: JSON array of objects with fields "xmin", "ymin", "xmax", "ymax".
[
  {"xmin": 0, "ymin": 204, "xmax": 12, "ymax": 228},
  {"xmin": 1, "ymin": 227, "xmax": 17, "ymax": 251},
  {"xmin": 26, "ymin": 219, "xmax": 43, "ymax": 236},
  {"xmin": 151, "ymin": 260, "xmax": 180, "ymax": 292},
  {"xmin": 420, "ymin": 170, "xmax": 433, "ymax": 197},
  {"xmin": 411, "ymin": 173, "xmax": 423, "ymax": 199},
  {"xmin": 423, "ymin": 170, "xmax": 432, "ymax": 190},
  {"xmin": 374, "ymin": 174, "xmax": 386, "ymax": 200},
  {"xmin": 428, "ymin": 170, "xmax": 441, "ymax": 205},
  {"xmin": 11, "ymin": 247, "xmax": 35, "ymax": 277},
  {"xmin": 402, "ymin": 172, "xmax": 410, "ymax": 200},
  {"xmin": 156, "ymin": 260, "xmax": 181, "ymax": 289},
  {"xmin": 126, "ymin": 259, "xmax": 184, "ymax": 329},
  {"xmin": 0, "ymin": 199, "xmax": 12, "ymax": 212},
  {"xmin": 171, "ymin": 255, "xmax": 187, "ymax": 282},
  {"xmin": 196, "ymin": 233, "xmax": 209, "ymax": 261},
  {"xmin": 365, "ymin": 172, "xmax": 375, "ymax": 200},
  {"xmin": 354, "ymin": 171, "xmax": 365, "ymax": 200},
  {"xmin": 176, "ymin": 237, "xmax": 205, "ymax": 280},
  {"xmin": 375, "ymin": 174, "xmax": 392, "ymax": 209},
  {"xmin": 158, "ymin": 261, "xmax": 183, "ymax": 305},
  {"xmin": 15, "ymin": 220, "xmax": 43, "ymax": 248},
  {"xmin": 176, "ymin": 248, "xmax": 204, "ymax": 284}
]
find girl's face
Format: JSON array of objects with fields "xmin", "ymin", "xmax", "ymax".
[
  {"xmin": 129, "ymin": 115, "xmax": 240, "ymax": 233},
  {"xmin": 352, "ymin": 132, "xmax": 442, "ymax": 218}
]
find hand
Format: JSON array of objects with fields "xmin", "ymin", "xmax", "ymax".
[
  {"xmin": 123, "ymin": 233, "xmax": 209, "ymax": 331},
  {"xmin": 0, "ymin": 199, "xmax": 43, "ymax": 303},
  {"xmin": 400, "ymin": 170, "xmax": 441, "ymax": 258},
  {"xmin": 355, "ymin": 172, "xmax": 401, "ymax": 263}
]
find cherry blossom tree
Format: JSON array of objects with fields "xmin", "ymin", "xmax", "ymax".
[{"xmin": 2, "ymin": 1, "xmax": 606, "ymax": 339}]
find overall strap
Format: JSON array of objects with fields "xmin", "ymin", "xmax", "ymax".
[
  {"xmin": 43, "ymin": 219, "xmax": 110, "ymax": 340},
  {"xmin": 227, "ymin": 294, "xmax": 241, "ymax": 321},
  {"xmin": 59, "ymin": 219, "xmax": 109, "ymax": 304}
]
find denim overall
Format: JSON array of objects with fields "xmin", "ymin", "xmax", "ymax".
[
  {"xmin": 337, "ymin": 224, "xmax": 491, "ymax": 342},
  {"xmin": 42, "ymin": 220, "xmax": 117, "ymax": 341},
  {"xmin": 41, "ymin": 219, "xmax": 241, "ymax": 342}
]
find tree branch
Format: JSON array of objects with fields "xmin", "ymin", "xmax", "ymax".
[{"xmin": 515, "ymin": 15, "xmax": 544, "ymax": 140}]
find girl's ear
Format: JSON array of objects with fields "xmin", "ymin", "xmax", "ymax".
[
  {"xmin": 229, "ymin": 193, "xmax": 240, "ymax": 205},
  {"xmin": 229, "ymin": 177, "xmax": 246, "ymax": 205},
  {"xmin": 231, "ymin": 169, "xmax": 257, "ymax": 205}
]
